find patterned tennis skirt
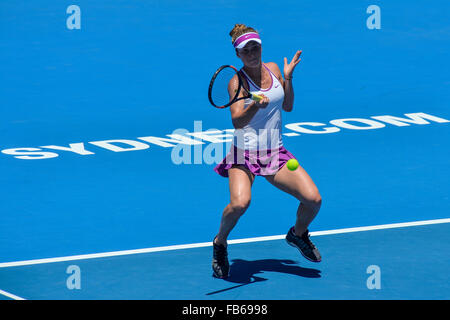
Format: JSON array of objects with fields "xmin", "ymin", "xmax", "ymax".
[{"xmin": 214, "ymin": 145, "xmax": 296, "ymax": 177}]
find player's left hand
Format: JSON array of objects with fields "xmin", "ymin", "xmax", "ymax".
[{"xmin": 283, "ymin": 50, "xmax": 302, "ymax": 79}]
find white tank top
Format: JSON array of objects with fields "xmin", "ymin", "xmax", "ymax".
[{"xmin": 233, "ymin": 63, "xmax": 285, "ymax": 151}]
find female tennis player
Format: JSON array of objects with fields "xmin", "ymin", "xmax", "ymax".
[{"xmin": 212, "ymin": 24, "xmax": 323, "ymax": 279}]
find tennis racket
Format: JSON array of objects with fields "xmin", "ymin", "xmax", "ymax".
[{"xmin": 208, "ymin": 65, "xmax": 262, "ymax": 109}]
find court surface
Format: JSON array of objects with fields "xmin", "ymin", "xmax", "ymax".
[{"xmin": 0, "ymin": 0, "xmax": 449, "ymax": 300}]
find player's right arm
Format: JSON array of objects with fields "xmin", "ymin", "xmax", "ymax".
[{"xmin": 228, "ymin": 75, "xmax": 267, "ymax": 129}]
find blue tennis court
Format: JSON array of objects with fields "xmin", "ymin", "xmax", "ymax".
[{"xmin": 1, "ymin": 0, "xmax": 449, "ymax": 300}]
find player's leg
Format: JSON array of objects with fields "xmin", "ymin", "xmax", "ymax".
[
  {"xmin": 265, "ymin": 162, "xmax": 321, "ymax": 235},
  {"xmin": 215, "ymin": 165, "xmax": 255, "ymax": 246},
  {"xmin": 265, "ymin": 163, "xmax": 322, "ymax": 262},
  {"xmin": 213, "ymin": 165, "xmax": 254, "ymax": 278}
]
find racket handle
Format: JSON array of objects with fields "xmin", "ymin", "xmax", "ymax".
[{"xmin": 251, "ymin": 94, "xmax": 263, "ymax": 102}]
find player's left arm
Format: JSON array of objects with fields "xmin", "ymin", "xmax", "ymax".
[
  {"xmin": 266, "ymin": 54, "xmax": 300, "ymax": 113},
  {"xmin": 282, "ymin": 50, "xmax": 302, "ymax": 112}
]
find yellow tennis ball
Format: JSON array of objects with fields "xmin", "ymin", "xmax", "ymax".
[{"xmin": 286, "ymin": 159, "xmax": 299, "ymax": 171}]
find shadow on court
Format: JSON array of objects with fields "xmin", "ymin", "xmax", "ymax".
[{"xmin": 206, "ymin": 259, "xmax": 321, "ymax": 296}]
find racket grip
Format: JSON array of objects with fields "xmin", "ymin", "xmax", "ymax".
[{"xmin": 251, "ymin": 94, "xmax": 263, "ymax": 102}]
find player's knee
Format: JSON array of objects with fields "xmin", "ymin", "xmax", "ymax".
[
  {"xmin": 302, "ymin": 191, "xmax": 322, "ymax": 210},
  {"xmin": 230, "ymin": 197, "xmax": 251, "ymax": 216},
  {"xmin": 314, "ymin": 192, "xmax": 322, "ymax": 204}
]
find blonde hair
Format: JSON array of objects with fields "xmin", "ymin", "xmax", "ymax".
[{"xmin": 229, "ymin": 24, "xmax": 258, "ymax": 44}]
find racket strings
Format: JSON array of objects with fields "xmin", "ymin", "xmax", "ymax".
[{"xmin": 210, "ymin": 67, "xmax": 239, "ymax": 107}]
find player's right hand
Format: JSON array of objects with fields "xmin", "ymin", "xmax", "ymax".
[{"xmin": 253, "ymin": 94, "xmax": 269, "ymax": 108}]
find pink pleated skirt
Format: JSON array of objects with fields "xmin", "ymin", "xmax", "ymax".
[{"xmin": 214, "ymin": 145, "xmax": 296, "ymax": 177}]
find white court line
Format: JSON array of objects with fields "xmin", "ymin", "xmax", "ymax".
[
  {"xmin": 0, "ymin": 218, "xmax": 449, "ymax": 269},
  {"xmin": 0, "ymin": 289, "xmax": 26, "ymax": 300}
]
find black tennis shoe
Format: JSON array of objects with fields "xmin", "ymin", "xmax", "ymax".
[
  {"xmin": 286, "ymin": 227, "xmax": 322, "ymax": 262},
  {"xmin": 212, "ymin": 239, "xmax": 230, "ymax": 279}
]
